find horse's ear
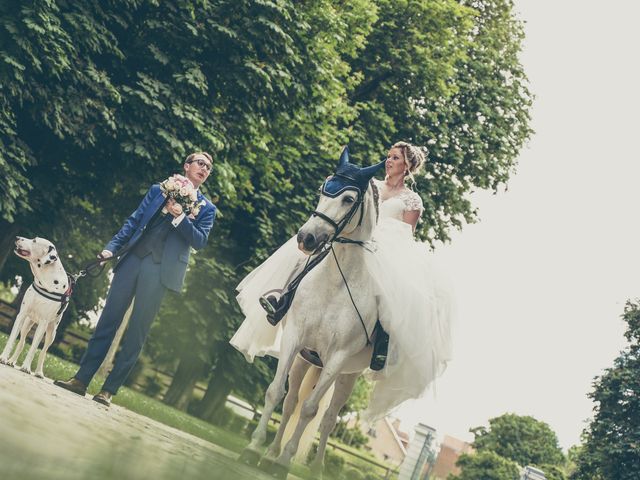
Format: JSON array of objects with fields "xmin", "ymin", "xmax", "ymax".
[
  {"xmin": 337, "ymin": 145, "xmax": 350, "ymax": 168},
  {"xmin": 360, "ymin": 159, "xmax": 386, "ymax": 180}
]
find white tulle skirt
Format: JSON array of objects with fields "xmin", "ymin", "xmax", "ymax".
[{"xmin": 230, "ymin": 218, "xmax": 454, "ymax": 420}]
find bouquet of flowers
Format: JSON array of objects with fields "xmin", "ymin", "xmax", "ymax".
[{"xmin": 159, "ymin": 174, "xmax": 205, "ymax": 217}]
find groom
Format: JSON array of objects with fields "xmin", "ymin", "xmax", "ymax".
[{"xmin": 55, "ymin": 152, "xmax": 217, "ymax": 406}]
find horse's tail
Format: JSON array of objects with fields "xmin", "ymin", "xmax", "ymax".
[{"xmin": 282, "ymin": 366, "xmax": 335, "ymax": 464}]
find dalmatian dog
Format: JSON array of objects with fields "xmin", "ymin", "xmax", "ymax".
[{"xmin": 0, "ymin": 236, "xmax": 71, "ymax": 378}]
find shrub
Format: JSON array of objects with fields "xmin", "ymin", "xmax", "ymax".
[
  {"xmin": 324, "ymin": 450, "xmax": 345, "ymax": 478},
  {"xmin": 143, "ymin": 374, "xmax": 164, "ymax": 398},
  {"xmin": 343, "ymin": 467, "xmax": 364, "ymax": 480}
]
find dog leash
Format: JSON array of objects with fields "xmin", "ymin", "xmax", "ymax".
[
  {"xmin": 38, "ymin": 198, "xmax": 171, "ymax": 313},
  {"xmin": 31, "ymin": 247, "xmax": 132, "ymax": 315}
]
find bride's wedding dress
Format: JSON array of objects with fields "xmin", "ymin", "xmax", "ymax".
[{"xmin": 230, "ymin": 179, "xmax": 454, "ymax": 419}]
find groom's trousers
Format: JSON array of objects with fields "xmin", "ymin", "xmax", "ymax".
[{"xmin": 75, "ymin": 253, "xmax": 167, "ymax": 393}]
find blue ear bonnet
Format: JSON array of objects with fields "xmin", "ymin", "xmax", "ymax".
[{"xmin": 321, "ymin": 147, "xmax": 385, "ymax": 198}]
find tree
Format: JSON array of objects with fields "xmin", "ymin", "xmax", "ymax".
[
  {"xmin": 571, "ymin": 301, "xmax": 640, "ymax": 480},
  {"xmin": 540, "ymin": 465, "xmax": 568, "ymax": 480},
  {"xmin": 347, "ymin": 0, "xmax": 533, "ymax": 244},
  {"xmin": 470, "ymin": 413, "xmax": 565, "ymax": 468},
  {"xmin": 449, "ymin": 450, "xmax": 520, "ymax": 480},
  {"xmin": 1, "ymin": 0, "xmax": 533, "ymax": 422}
]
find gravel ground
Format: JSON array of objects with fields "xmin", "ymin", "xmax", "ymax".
[{"xmin": 0, "ymin": 365, "xmax": 292, "ymax": 480}]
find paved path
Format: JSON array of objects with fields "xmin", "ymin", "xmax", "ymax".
[{"xmin": 0, "ymin": 365, "xmax": 290, "ymax": 480}]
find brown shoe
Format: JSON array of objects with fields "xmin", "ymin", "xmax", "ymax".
[
  {"xmin": 53, "ymin": 377, "xmax": 87, "ymax": 396},
  {"xmin": 92, "ymin": 390, "xmax": 112, "ymax": 407}
]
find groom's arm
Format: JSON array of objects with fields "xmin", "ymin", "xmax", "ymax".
[
  {"xmin": 105, "ymin": 185, "xmax": 161, "ymax": 254},
  {"xmin": 172, "ymin": 203, "xmax": 216, "ymax": 250}
]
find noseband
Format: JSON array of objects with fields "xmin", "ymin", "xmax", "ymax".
[
  {"xmin": 307, "ymin": 178, "xmax": 372, "ymax": 346},
  {"xmin": 311, "ymin": 179, "xmax": 365, "ymax": 242}
]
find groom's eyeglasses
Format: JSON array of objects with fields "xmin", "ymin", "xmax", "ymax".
[{"xmin": 187, "ymin": 158, "xmax": 212, "ymax": 172}]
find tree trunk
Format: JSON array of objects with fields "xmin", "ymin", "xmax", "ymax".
[
  {"xmin": 96, "ymin": 300, "xmax": 133, "ymax": 378},
  {"xmin": 0, "ymin": 221, "xmax": 20, "ymax": 274},
  {"xmin": 197, "ymin": 372, "xmax": 232, "ymax": 422},
  {"xmin": 162, "ymin": 351, "xmax": 205, "ymax": 410}
]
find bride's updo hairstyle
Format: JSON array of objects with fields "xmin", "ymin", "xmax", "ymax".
[{"xmin": 391, "ymin": 141, "xmax": 428, "ymax": 186}]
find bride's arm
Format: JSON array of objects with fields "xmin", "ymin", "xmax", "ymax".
[
  {"xmin": 402, "ymin": 210, "xmax": 420, "ymax": 232},
  {"xmin": 402, "ymin": 191, "xmax": 423, "ymax": 232}
]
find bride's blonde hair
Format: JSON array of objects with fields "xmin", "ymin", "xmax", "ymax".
[{"xmin": 391, "ymin": 141, "xmax": 428, "ymax": 186}]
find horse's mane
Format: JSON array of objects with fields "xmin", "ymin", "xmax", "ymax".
[{"xmin": 370, "ymin": 179, "xmax": 380, "ymax": 223}]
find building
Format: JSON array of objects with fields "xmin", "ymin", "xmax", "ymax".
[
  {"xmin": 398, "ymin": 423, "xmax": 437, "ymax": 480},
  {"xmin": 364, "ymin": 416, "xmax": 409, "ymax": 466},
  {"xmin": 430, "ymin": 435, "xmax": 474, "ymax": 480}
]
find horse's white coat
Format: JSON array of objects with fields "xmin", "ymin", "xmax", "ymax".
[{"xmin": 245, "ymin": 183, "xmax": 379, "ymax": 473}]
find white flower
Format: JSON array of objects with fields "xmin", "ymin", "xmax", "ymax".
[
  {"xmin": 179, "ymin": 187, "xmax": 189, "ymax": 197},
  {"xmin": 165, "ymin": 179, "xmax": 176, "ymax": 191},
  {"xmin": 189, "ymin": 190, "xmax": 198, "ymax": 202}
]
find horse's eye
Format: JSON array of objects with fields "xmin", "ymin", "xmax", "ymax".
[{"xmin": 343, "ymin": 196, "xmax": 355, "ymax": 204}]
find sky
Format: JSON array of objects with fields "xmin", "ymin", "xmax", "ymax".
[{"xmin": 396, "ymin": 0, "xmax": 640, "ymax": 451}]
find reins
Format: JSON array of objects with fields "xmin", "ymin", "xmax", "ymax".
[
  {"xmin": 307, "ymin": 180, "xmax": 380, "ymax": 346},
  {"xmin": 329, "ymin": 244, "xmax": 371, "ymax": 346},
  {"xmin": 32, "ymin": 245, "xmax": 133, "ymax": 314}
]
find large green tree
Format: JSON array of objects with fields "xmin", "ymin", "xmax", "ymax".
[
  {"xmin": 449, "ymin": 450, "xmax": 520, "ymax": 480},
  {"xmin": 571, "ymin": 302, "xmax": 640, "ymax": 480},
  {"xmin": 347, "ymin": 0, "xmax": 533, "ymax": 243},
  {"xmin": 0, "ymin": 0, "xmax": 533, "ymax": 421},
  {"xmin": 470, "ymin": 413, "xmax": 565, "ymax": 468}
]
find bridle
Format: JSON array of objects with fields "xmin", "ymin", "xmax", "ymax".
[
  {"xmin": 305, "ymin": 177, "xmax": 379, "ymax": 346},
  {"xmin": 311, "ymin": 177, "xmax": 365, "ymax": 243}
]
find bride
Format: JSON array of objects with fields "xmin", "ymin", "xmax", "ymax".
[{"xmin": 230, "ymin": 142, "xmax": 454, "ymax": 418}]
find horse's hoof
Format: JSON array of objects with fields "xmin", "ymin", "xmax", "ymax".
[
  {"xmin": 0, "ymin": 357, "xmax": 7, "ymax": 365},
  {"xmin": 259, "ymin": 457, "xmax": 290, "ymax": 479},
  {"xmin": 35, "ymin": 372, "xmax": 45, "ymax": 379},
  {"xmin": 238, "ymin": 448, "xmax": 262, "ymax": 467},
  {"xmin": 19, "ymin": 367, "xmax": 32, "ymax": 375}
]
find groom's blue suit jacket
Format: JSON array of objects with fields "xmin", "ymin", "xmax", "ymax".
[{"xmin": 105, "ymin": 184, "xmax": 216, "ymax": 292}]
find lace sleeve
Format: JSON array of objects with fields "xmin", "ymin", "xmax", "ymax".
[{"xmin": 404, "ymin": 191, "xmax": 424, "ymax": 213}]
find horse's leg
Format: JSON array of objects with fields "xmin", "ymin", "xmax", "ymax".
[
  {"xmin": 308, "ymin": 372, "xmax": 360, "ymax": 476},
  {"xmin": 265, "ymin": 356, "xmax": 312, "ymax": 458},
  {"xmin": 241, "ymin": 336, "xmax": 300, "ymax": 464},
  {"xmin": 276, "ymin": 354, "xmax": 348, "ymax": 470}
]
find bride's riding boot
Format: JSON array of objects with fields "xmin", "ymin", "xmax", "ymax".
[
  {"xmin": 259, "ymin": 291, "xmax": 294, "ymax": 326},
  {"xmin": 370, "ymin": 321, "xmax": 389, "ymax": 371}
]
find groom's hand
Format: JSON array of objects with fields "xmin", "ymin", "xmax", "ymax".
[
  {"xmin": 97, "ymin": 250, "xmax": 113, "ymax": 265},
  {"xmin": 165, "ymin": 198, "xmax": 183, "ymax": 218}
]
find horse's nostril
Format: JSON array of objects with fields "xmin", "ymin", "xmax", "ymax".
[
  {"xmin": 304, "ymin": 234, "xmax": 316, "ymax": 250},
  {"xmin": 296, "ymin": 231, "xmax": 305, "ymax": 244}
]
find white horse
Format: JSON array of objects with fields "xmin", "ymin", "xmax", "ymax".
[{"xmin": 240, "ymin": 149, "xmax": 384, "ymax": 478}]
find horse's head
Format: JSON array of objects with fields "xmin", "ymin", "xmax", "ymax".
[{"xmin": 297, "ymin": 147, "xmax": 385, "ymax": 254}]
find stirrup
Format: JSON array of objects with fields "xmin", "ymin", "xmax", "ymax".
[
  {"xmin": 259, "ymin": 295, "xmax": 278, "ymax": 316},
  {"xmin": 370, "ymin": 354, "xmax": 387, "ymax": 371},
  {"xmin": 259, "ymin": 289, "xmax": 282, "ymax": 315}
]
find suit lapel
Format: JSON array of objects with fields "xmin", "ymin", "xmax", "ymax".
[{"xmin": 143, "ymin": 191, "xmax": 167, "ymax": 227}]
